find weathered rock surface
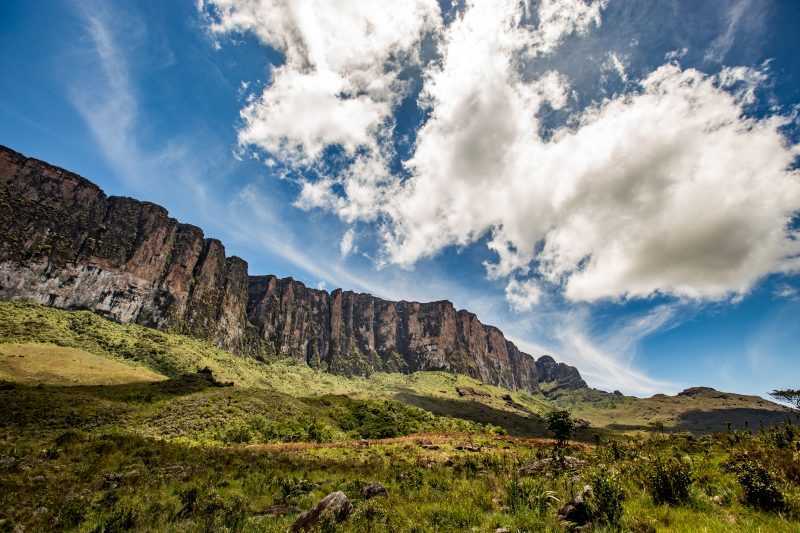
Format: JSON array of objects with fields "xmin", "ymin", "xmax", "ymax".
[
  {"xmin": 0, "ymin": 144, "xmax": 586, "ymax": 393},
  {"xmin": 291, "ymin": 491, "xmax": 352, "ymax": 532},
  {"xmin": 361, "ymin": 482, "xmax": 388, "ymax": 500},
  {"xmin": 557, "ymin": 484, "xmax": 593, "ymax": 526}
]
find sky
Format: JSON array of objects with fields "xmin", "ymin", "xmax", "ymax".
[{"xmin": 1, "ymin": 0, "xmax": 799, "ymax": 397}]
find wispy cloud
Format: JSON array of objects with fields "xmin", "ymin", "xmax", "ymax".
[
  {"xmin": 705, "ymin": 0, "xmax": 752, "ymax": 64},
  {"xmin": 509, "ymin": 304, "xmax": 683, "ymax": 396}
]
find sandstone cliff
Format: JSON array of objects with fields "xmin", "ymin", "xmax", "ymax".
[{"xmin": 0, "ymin": 144, "xmax": 585, "ymax": 392}]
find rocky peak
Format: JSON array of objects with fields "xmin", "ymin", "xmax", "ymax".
[{"xmin": 0, "ymin": 144, "xmax": 586, "ymax": 393}]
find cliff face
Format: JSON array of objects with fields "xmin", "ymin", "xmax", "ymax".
[{"xmin": 0, "ymin": 144, "xmax": 585, "ymax": 392}]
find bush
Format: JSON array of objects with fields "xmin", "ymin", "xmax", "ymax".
[
  {"xmin": 220, "ymin": 421, "xmax": 253, "ymax": 444},
  {"xmin": 646, "ymin": 457, "xmax": 693, "ymax": 505},
  {"xmin": 732, "ymin": 460, "xmax": 785, "ymax": 512},
  {"xmin": 589, "ymin": 470, "xmax": 625, "ymax": 527},
  {"xmin": 506, "ymin": 476, "xmax": 559, "ymax": 514},
  {"xmin": 275, "ymin": 477, "xmax": 316, "ymax": 502},
  {"xmin": 546, "ymin": 410, "xmax": 575, "ymax": 446},
  {"xmin": 249, "ymin": 415, "xmax": 335, "ymax": 443}
]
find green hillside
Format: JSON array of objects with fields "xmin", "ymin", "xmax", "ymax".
[{"xmin": 2, "ymin": 301, "xmax": 800, "ymax": 531}]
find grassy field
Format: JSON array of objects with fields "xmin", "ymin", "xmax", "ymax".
[{"xmin": 2, "ymin": 300, "xmax": 799, "ymax": 531}]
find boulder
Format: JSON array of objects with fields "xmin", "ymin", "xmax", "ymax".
[
  {"xmin": 291, "ymin": 491, "xmax": 352, "ymax": 532},
  {"xmin": 361, "ymin": 482, "xmax": 388, "ymax": 500},
  {"xmin": 557, "ymin": 485, "xmax": 593, "ymax": 526}
]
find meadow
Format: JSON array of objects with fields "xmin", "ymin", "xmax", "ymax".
[{"xmin": 2, "ymin": 301, "xmax": 799, "ymax": 532}]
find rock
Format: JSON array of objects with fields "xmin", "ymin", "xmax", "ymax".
[
  {"xmin": 495, "ymin": 528, "xmax": 510, "ymax": 533},
  {"xmin": 456, "ymin": 386, "xmax": 491, "ymax": 397},
  {"xmin": 0, "ymin": 144, "xmax": 587, "ymax": 394},
  {"xmin": 557, "ymin": 485, "xmax": 593, "ymax": 526},
  {"xmin": 361, "ymin": 482, "xmax": 388, "ymax": 500},
  {"xmin": 291, "ymin": 491, "xmax": 352, "ymax": 532},
  {"xmin": 455, "ymin": 443, "xmax": 482, "ymax": 452}
]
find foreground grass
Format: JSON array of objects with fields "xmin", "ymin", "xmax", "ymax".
[
  {"xmin": 3, "ymin": 300, "xmax": 800, "ymax": 531},
  {"xmin": 3, "ymin": 398, "xmax": 800, "ymax": 531}
]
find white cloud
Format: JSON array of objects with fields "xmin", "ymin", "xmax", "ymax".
[
  {"xmin": 200, "ymin": 0, "xmax": 441, "ymax": 163},
  {"xmin": 511, "ymin": 303, "xmax": 683, "ymax": 396},
  {"xmin": 208, "ymin": 0, "xmax": 800, "ymax": 307},
  {"xmin": 773, "ymin": 283, "xmax": 799, "ymax": 301},
  {"xmin": 339, "ymin": 228, "xmax": 356, "ymax": 257},
  {"xmin": 705, "ymin": 0, "xmax": 751, "ymax": 64},
  {"xmin": 604, "ymin": 52, "xmax": 627, "ymax": 83},
  {"xmin": 505, "ymin": 277, "xmax": 542, "ymax": 312}
]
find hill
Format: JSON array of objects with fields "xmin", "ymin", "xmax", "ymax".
[
  {"xmin": 1, "ymin": 302, "xmax": 799, "ymax": 531},
  {"xmin": 0, "ymin": 300, "xmax": 791, "ymax": 438}
]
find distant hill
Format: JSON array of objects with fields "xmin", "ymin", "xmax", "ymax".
[{"xmin": 0, "ymin": 300, "xmax": 792, "ymax": 437}]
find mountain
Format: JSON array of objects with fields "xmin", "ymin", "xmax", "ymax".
[{"xmin": 0, "ymin": 144, "xmax": 585, "ymax": 393}]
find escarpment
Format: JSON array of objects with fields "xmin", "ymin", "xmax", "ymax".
[{"xmin": 0, "ymin": 144, "xmax": 586, "ymax": 393}]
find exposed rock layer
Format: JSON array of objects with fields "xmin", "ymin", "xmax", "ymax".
[{"xmin": 0, "ymin": 145, "xmax": 585, "ymax": 392}]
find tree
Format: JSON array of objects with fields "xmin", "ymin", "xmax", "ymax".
[
  {"xmin": 546, "ymin": 409, "xmax": 575, "ymax": 447},
  {"xmin": 770, "ymin": 389, "xmax": 800, "ymax": 410}
]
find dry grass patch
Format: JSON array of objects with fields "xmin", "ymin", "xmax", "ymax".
[{"xmin": 0, "ymin": 342, "xmax": 166, "ymax": 385}]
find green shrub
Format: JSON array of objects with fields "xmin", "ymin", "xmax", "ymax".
[
  {"xmin": 506, "ymin": 476, "xmax": 559, "ymax": 514},
  {"xmin": 732, "ymin": 460, "xmax": 785, "ymax": 512},
  {"xmin": 589, "ymin": 469, "xmax": 625, "ymax": 527},
  {"xmin": 275, "ymin": 477, "xmax": 316, "ymax": 502},
  {"xmin": 546, "ymin": 410, "xmax": 575, "ymax": 446},
  {"xmin": 220, "ymin": 421, "xmax": 253, "ymax": 444},
  {"xmin": 646, "ymin": 457, "xmax": 693, "ymax": 505}
]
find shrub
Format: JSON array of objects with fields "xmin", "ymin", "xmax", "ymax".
[
  {"xmin": 589, "ymin": 470, "xmax": 625, "ymax": 527},
  {"xmin": 546, "ymin": 410, "xmax": 575, "ymax": 446},
  {"xmin": 732, "ymin": 460, "xmax": 785, "ymax": 512},
  {"xmin": 275, "ymin": 477, "xmax": 316, "ymax": 502},
  {"xmin": 221, "ymin": 421, "xmax": 253, "ymax": 444},
  {"xmin": 506, "ymin": 476, "xmax": 559, "ymax": 514},
  {"xmin": 646, "ymin": 457, "xmax": 693, "ymax": 505}
]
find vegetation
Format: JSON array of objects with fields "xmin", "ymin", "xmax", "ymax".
[
  {"xmin": 2, "ymin": 301, "xmax": 800, "ymax": 531},
  {"xmin": 771, "ymin": 389, "xmax": 800, "ymax": 410},
  {"xmin": 545, "ymin": 409, "xmax": 575, "ymax": 447}
]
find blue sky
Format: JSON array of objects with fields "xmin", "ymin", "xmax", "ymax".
[{"xmin": 2, "ymin": 0, "xmax": 799, "ymax": 397}]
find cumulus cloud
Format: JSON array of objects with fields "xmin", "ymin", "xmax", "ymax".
[
  {"xmin": 505, "ymin": 278, "xmax": 542, "ymax": 312},
  {"xmin": 205, "ymin": 0, "xmax": 800, "ymax": 308},
  {"xmin": 200, "ymin": 0, "xmax": 441, "ymax": 163}
]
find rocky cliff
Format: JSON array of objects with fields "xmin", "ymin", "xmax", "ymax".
[{"xmin": 0, "ymin": 144, "xmax": 586, "ymax": 393}]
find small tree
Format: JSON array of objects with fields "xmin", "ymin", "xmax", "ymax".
[
  {"xmin": 770, "ymin": 389, "xmax": 800, "ymax": 410},
  {"xmin": 546, "ymin": 410, "xmax": 575, "ymax": 447}
]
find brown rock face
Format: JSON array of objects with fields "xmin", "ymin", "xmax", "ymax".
[
  {"xmin": 0, "ymin": 145, "xmax": 254, "ymax": 354},
  {"xmin": 0, "ymin": 144, "xmax": 586, "ymax": 393}
]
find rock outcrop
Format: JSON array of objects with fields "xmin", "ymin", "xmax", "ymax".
[{"xmin": 0, "ymin": 144, "xmax": 586, "ymax": 393}]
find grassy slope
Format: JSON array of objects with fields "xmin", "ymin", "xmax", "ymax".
[
  {"xmin": 553, "ymin": 385, "xmax": 794, "ymax": 434},
  {"xmin": 0, "ymin": 343, "xmax": 166, "ymax": 385},
  {"xmin": 0, "ymin": 300, "xmax": 791, "ymax": 437},
  {"xmin": 2, "ymin": 301, "xmax": 800, "ymax": 531}
]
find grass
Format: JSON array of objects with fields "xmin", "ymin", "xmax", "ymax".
[
  {"xmin": 0, "ymin": 343, "xmax": 166, "ymax": 385},
  {"xmin": 2, "ymin": 300, "xmax": 800, "ymax": 531}
]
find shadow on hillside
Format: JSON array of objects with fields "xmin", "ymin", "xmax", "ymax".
[
  {"xmin": 394, "ymin": 391, "xmax": 551, "ymax": 437},
  {"xmin": 0, "ymin": 370, "xmax": 229, "ymax": 430},
  {"xmin": 604, "ymin": 423, "xmax": 652, "ymax": 432},
  {"xmin": 674, "ymin": 407, "xmax": 797, "ymax": 433},
  {"xmin": 604, "ymin": 407, "xmax": 798, "ymax": 435}
]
